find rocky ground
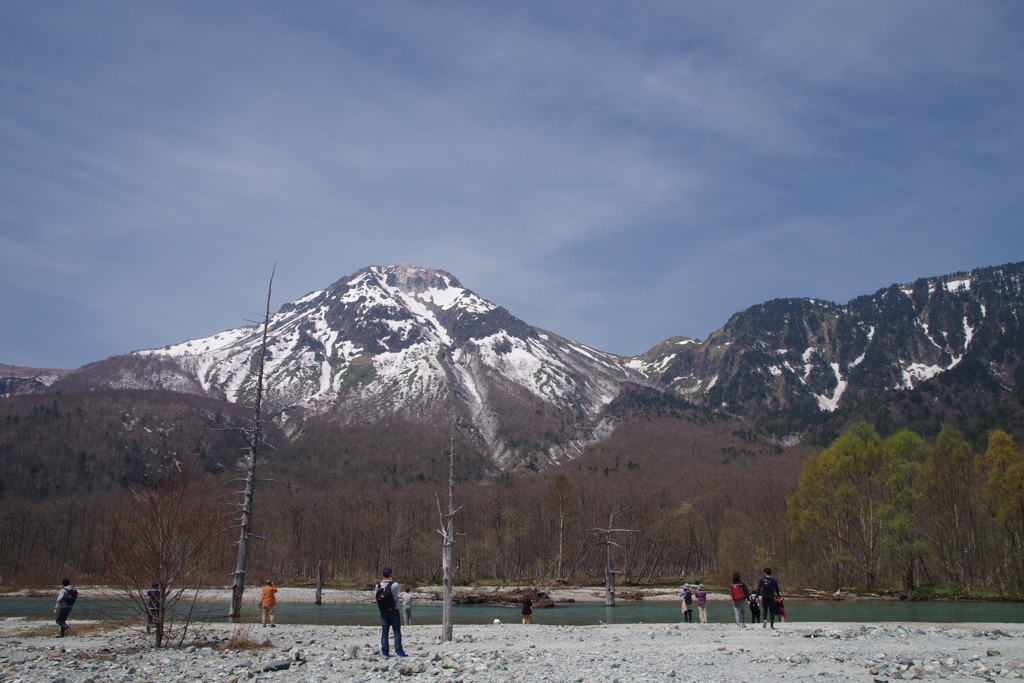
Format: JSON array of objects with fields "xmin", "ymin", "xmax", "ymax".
[{"xmin": 1, "ymin": 618, "xmax": 1022, "ymax": 683}]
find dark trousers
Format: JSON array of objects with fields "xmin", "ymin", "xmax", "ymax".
[
  {"xmin": 750, "ymin": 605, "xmax": 761, "ymax": 623},
  {"xmin": 380, "ymin": 609, "xmax": 403, "ymax": 655},
  {"xmin": 56, "ymin": 607, "xmax": 72, "ymax": 634},
  {"xmin": 683, "ymin": 608, "xmax": 693, "ymax": 622}
]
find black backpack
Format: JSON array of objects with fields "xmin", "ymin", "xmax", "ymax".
[
  {"xmin": 375, "ymin": 581, "xmax": 395, "ymax": 613},
  {"xmin": 64, "ymin": 588, "xmax": 78, "ymax": 606}
]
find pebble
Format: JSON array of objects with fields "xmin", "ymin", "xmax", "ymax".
[{"xmin": 1, "ymin": 620, "xmax": 1023, "ymax": 683}]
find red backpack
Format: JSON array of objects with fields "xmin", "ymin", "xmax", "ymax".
[{"xmin": 729, "ymin": 583, "xmax": 746, "ymax": 601}]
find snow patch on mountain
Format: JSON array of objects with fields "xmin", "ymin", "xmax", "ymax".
[
  {"xmin": 813, "ymin": 363, "xmax": 847, "ymax": 412},
  {"xmin": 945, "ymin": 278, "xmax": 972, "ymax": 293}
]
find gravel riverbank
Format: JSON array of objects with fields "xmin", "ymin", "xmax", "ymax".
[{"xmin": 2, "ymin": 618, "xmax": 1022, "ymax": 683}]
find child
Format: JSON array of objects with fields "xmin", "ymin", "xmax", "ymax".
[{"xmin": 748, "ymin": 590, "xmax": 761, "ymax": 624}]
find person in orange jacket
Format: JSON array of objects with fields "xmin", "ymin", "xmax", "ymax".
[{"xmin": 261, "ymin": 580, "xmax": 278, "ymax": 627}]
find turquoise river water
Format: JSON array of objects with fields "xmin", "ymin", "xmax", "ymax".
[{"xmin": 2, "ymin": 598, "xmax": 1021, "ymax": 626}]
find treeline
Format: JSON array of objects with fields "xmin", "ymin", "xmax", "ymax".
[
  {"xmin": 787, "ymin": 424, "xmax": 1024, "ymax": 592},
  {"xmin": 1, "ymin": 423, "xmax": 1022, "ymax": 594}
]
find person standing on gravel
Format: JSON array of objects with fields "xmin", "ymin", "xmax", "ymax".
[
  {"xmin": 747, "ymin": 590, "xmax": 761, "ymax": 624},
  {"xmin": 695, "ymin": 583, "xmax": 708, "ymax": 624},
  {"xmin": 54, "ymin": 578, "xmax": 77, "ymax": 638},
  {"xmin": 402, "ymin": 589, "xmax": 414, "ymax": 626},
  {"xmin": 729, "ymin": 573, "xmax": 750, "ymax": 628},
  {"xmin": 375, "ymin": 567, "xmax": 407, "ymax": 657},
  {"xmin": 521, "ymin": 591, "xmax": 533, "ymax": 624},
  {"xmin": 757, "ymin": 568, "xmax": 782, "ymax": 629},
  {"xmin": 679, "ymin": 584, "xmax": 694, "ymax": 623},
  {"xmin": 261, "ymin": 580, "xmax": 278, "ymax": 628}
]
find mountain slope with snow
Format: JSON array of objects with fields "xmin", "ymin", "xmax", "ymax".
[
  {"xmin": 117, "ymin": 264, "xmax": 642, "ymax": 468},
  {"xmin": 634, "ymin": 261, "xmax": 1024, "ymax": 427}
]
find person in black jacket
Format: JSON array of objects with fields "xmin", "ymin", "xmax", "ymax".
[
  {"xmin": 757, "ymin": 568, "xmax": 782, "ymax": 629},
  {"xmin": 521, "ymin": 591, "xmax": 533, "ymax": 624}
]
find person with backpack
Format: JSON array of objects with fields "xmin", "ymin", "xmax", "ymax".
[
  {"xmin": 747, "ymin": 589, "xmax": 761, "ymax": 624},
  {"xmin": 678, "ymin": 583, "xmax": 694, "ymax": 623},
  {"xmin": 757, "ymin": 567, "xmax": 782, "ymax": 629},
  {"xmin": 694, "ymin": 583, "xmax": 708, "ymax": 624},
  {"xmin": 54, "ymin": 578, "xmax": 77, "ymax": 638},
  {"xmin": 729, "ymin": 573, "xmax": 749, "ymax": 628},
  {"xmin": 375, "ymin": 567, "xmax": 407, "ymax": 657}
]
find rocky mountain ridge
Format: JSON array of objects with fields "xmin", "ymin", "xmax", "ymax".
[{"xmin": 5, "ymin": 261, "xmax": 1024, "ymax": 469}]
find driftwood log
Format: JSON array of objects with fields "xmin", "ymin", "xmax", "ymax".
[{"xmin": 429, "ymin": 589, "xmax": 560, "ymax": 608}]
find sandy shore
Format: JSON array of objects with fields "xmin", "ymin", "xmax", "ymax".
[{"xmin": 1, "ymin": 616, "xmax": 1021, "ymax": 683}]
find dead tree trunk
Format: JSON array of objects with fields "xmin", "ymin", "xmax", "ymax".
[
  {"xmin": 591, "ymin": 509, "xmax": 636, "ymax": 607},
  {"xmin": 439, "ymin": 432, "xmax": 461, "ymax": 642},
  {"xmin": 315, "ymin": 562, "xmax": 322, "ymax": 605},
  {"xmin": 228, "ymin": 269, "xmax": 275, "ymax": 619}
]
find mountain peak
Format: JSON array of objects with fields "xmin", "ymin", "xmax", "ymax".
[{"xmin": 377, "ymin": 263, "xmax": 462, "ymax": 294}]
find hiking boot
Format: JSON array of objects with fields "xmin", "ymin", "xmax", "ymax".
[
  {"xmin": 396, "ymin": 652, "xmax": 408, "ymax": 657},
  {"xmin": 270, "ymin": 624, "xmax": 276, "ymax": 628}
]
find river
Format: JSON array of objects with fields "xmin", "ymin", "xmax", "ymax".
[{"xmin": 2, "ymin": 597, "xmax": 1020, "ymax": 626}]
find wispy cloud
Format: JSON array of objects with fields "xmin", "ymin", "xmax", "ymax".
[{"xmin": 1, "ymin": 0, "xmax": 1022, "ymax": 366}]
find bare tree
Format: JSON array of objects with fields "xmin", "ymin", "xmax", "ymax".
[
  {"xmin": 107, "ymin": 458, "xmax": 225, "ymax": 647},
  {"xmin": 228, "ymin": 268, "xmax": 275, "ymax": 619},
  {"xmin": 548, "ymin": 474, "xmax": 571, "ymax": 579},
  {"xmin": 438, "ymin": 431, "xmax": 461, "ymax": 641},
  {"xmin": 591, "ymin": 509, "xmax": 636, "ymax": 606}
]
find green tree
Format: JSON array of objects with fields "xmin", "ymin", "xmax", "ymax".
[
  {"xmin": 976, "ymin": 430, "xmax": 1024, "ymax": 585},
  {"xmin": 788, "ymin": 422, "xmax": 888, "ymax": 588},
  {"xmin": 922, "ymin": 427, "xmax": 984, "ymax": 589},
  {"xmin": 879, "ymin": 430, "xmax": 929, "ymax": 590}
]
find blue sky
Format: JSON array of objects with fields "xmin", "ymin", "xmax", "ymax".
[{"xmin": 2, "ymin": 1, "xmax": 1023, "ymax": 369}]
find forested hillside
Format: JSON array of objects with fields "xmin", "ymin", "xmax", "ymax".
[{"xmin": 2, "ymin": 261, "xmax": 1024, "ymax": 591}]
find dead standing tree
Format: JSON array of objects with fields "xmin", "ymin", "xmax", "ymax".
[
  {"xmin": 228, "ymin": 268, "xmax": 276, "ymax": 619},
  {"xmin": 590, "ymin": 509, "xmax": 636, "ymax": 606},
  {"xmin": 438, "ymin": 431, "xmax": 462, "ymax": 642}
]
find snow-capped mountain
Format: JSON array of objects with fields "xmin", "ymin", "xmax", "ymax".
[
  {"xmin": 15, "ymin": 260, "xmax": 1024, "ymax": 469},
  {"xmin": 123, "ymin": 264, "xmax": 640, "ymax": 468},
  {"xmin": 634, "ymin": 261, "xmax": 1024, "ymax": 419}
]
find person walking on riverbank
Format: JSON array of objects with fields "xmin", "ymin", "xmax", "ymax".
[
  {"xmin": 695, "ymin": 583, "xmax": 708, "ymax": 624},
  {"xmin": 757, "ymin": 568, "xmax": 782, "ymax": 629},
  {"xmin": 729, "ymin": 573, "xmax": 749, "ymax": 628},
  {"xmin": 521, "ymin": 591, "xmax": 533, "ymax": 624},
  {"xmin": 261, "ymin": 580, "xmax": 278, "ymax": 627},
  {"xmin": 54, "ymin": 579, "xmax": 77, "ymax": 638},
  {"xmin": 375, "ymin": 568, "xmax": 406, "ymax": 657}
]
